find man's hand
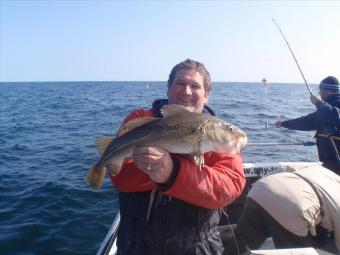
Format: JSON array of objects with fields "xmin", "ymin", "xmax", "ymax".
[
  {"xmin": 132, "ymin": 147, "xmax": 174, "ymax": 184},
  {"xmin": 275, "ymin": 121, "xmax": 283, "ymax": 128},
  {"xmin": 310, "ymin": 94, "xmax": 321, "ymax": 106}
]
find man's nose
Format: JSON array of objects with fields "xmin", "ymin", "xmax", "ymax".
[{"xmin": 183, "ymin": 85, "xmax": 192, "ymax": 94}]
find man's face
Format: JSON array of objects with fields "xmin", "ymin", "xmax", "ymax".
[
  {"xmin": 319, "ymin": 89, "xmax": 332, "ymax": 101},
  {"xmin": 167, "ymin": 69, "xmax": 209, "ymax": 113}
]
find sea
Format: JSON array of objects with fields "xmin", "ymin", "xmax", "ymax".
[{"xmin": 0, "ymin": 81, "xmax": 319, "ymax": 255}]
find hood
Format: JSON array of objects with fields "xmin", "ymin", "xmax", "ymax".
[{"xmin": 152, "ymin": 99, "xmax": 216, "ymax": 118}]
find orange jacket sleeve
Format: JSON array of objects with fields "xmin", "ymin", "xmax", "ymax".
[
  {"xmin": 162, "ymin": 152, "xmax": 245, "ymax": 209},
  {"xmin": 110, "ymin": 109, "xmax": 246, "ymax": 209}
]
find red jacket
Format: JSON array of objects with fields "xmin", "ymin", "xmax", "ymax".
[{"xmin": 110, "ymin": 108, "xmax": 246, "ymax": 209}]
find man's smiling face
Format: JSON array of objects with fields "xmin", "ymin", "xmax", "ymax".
[{"xmin": 167, "ymin": 68, "xmax": 209, "ymax": 113}]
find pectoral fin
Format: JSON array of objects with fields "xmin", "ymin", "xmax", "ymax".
[{"xmin": 95, "ymin": 137, "xmax": 113, "ymax": 156}]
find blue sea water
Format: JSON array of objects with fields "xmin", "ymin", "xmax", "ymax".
[{"xmin": 0, "ymin": 81, "xmax": 319, "ymax": 255}]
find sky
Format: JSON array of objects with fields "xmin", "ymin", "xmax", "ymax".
[{"xmin": 0, "ymin": 0, "xmax": 339, "ymax": 83}]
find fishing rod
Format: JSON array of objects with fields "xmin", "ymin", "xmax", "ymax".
[
  {"xmin": 247, "ymin": 141, "xmax": 316, "ymax": 147},
  {"xmin": 272, "ymin": 18, "xmax": 313, "ymax": 96}
]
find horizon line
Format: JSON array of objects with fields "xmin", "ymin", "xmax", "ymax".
[{"xmin": 0, "ymin": 80, "xmax": 317, "ymax": 85}]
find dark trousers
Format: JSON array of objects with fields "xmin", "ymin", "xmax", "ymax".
[
  {"xmin": 322, "ymin": 161, "xmax": 340, "ymax": 175},
  {"xmin": 222, "ymin": 198, "xmax": 322, "ymax": 254}
]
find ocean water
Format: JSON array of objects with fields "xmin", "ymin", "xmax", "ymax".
[{"xmin": 0, "ymin": 81, "xmax": 319, "ymax": 255}]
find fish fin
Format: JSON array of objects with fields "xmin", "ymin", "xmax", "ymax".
[
  {"xmin": 95, "ymin": 137, "xmax": 113, "ymax": 156},
  {"xmin": 117, "ymin": 117, "xmax": 159, "ymax": 137},
  {"xmin": 161, "ymin": 104, "xmax": 190, "ymax": 117},
  {"xmin": 85, "ymin": 163, "xmax": 106, "ymax": 190},
  {"xmin": 190, "ymin": 154, "xmax": 205, "ymax": 169},
  {"xmin": 106, "ymin": 158, "xmax": 125, "ymax": 176}
]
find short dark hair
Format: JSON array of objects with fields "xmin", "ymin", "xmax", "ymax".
[{"xmin": 167, "ymin": 59, "xmax": 211, "ymax": 93}]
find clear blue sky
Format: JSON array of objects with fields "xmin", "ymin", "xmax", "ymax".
[{"xmin": 1, "ymin": 0, "xmax": 339, "ymax": 83}]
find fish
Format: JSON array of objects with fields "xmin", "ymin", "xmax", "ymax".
[{"xmin": 86, "ymin": 104, "xmax": 247, "ymax": 190}]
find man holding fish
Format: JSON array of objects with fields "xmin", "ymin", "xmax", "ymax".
[{"xmin": 87, "ymin": 59, "xmax": 247, "ymax": 254}]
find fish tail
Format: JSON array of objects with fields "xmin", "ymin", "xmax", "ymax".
[{"xmin": 85, "ymin": 163, "xmax": 106, "ymax": 190}]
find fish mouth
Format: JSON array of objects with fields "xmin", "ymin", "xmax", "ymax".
[
  {"xmin": 237, "ymin": 135, "xmax": 248, "ymax": 149},
  {"xmin": 228, "ymin": 136, "xmax": 247, "ymax": 153},
  {"xmin": 228, "ymin": 127, "xmax": 247, "ymax": 150},
  {"xmin": 227, "ymin": 133, "xmax": 247, "ymax": 152}
]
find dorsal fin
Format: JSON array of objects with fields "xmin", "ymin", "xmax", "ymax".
[
  {"xmin": 161, "ymin": 104, "xmax": 190, "ymax": 118},
  {"xmin": 95, "ymin": 137, "xmax": 113, "ymax": 156},
  {"xmin": 117, "ymin": 117, "xmax": 159, "ymax": 137}
]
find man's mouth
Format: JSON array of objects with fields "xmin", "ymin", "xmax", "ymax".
[{"xmin": 177, "ymin": 99, "xmax": 194, "ymax": 106}]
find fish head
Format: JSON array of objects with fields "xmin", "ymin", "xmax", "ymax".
[{"xmin": 205, "ymin": 119, "xmax": 247, "ymax": 154}]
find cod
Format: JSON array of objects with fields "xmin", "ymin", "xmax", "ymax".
[{"xmin": 86, "ymin": 104, "xmax": 247, "ymax": 190}]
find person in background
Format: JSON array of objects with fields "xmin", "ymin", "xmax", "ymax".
[
  {"xmin": 275, "ymin": 76, "xmax": 340, "ymax": 174},
  {"xmin": 222, "ymin": 165, "xmax": 340, "ymax": 255},
  {"xmin": 111, "ymin": 59, "xmax": 246, "ymax": 255}
]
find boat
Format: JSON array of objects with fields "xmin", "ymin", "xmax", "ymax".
[{"xmin": 96, "ymin": 162, "xmax": 337, "ymax": 255}]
